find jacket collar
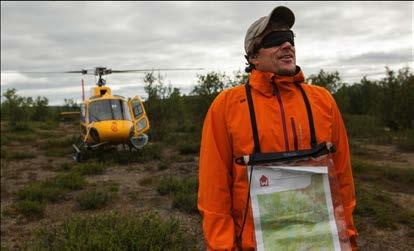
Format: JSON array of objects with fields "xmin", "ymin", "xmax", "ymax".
[{"xmin": 249, "ymin": 66, "xmax": 305, "ymax": 97}]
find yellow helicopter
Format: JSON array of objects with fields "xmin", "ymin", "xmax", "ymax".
[{"xmin": 59, "ymin": 66, "xmax": 201, "ymax": 162}]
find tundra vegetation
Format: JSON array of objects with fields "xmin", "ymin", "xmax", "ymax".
[{"xmin": 1, "ymin": 67, "xmax": 413, "ymax": 250}]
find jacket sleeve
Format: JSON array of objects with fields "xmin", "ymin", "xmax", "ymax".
[
  {"xmin": 198, "ymin": 92, "xmax": 236, "ymax": 250},
  {"xmin": 330, "ymin": 94, "xmax": 358, "ymax": 249}
]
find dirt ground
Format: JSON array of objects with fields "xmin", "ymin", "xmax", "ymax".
[
  {"xmin": 361, "ymin": 143, "xmax": 414, "ymax": 170},
  {"xmin": 1, "ymin": 122, "xmax": 204, "ymax": 250},
  {"xmin": 1, "ymin": 121, "xmax": 413, "ymax": 250}
]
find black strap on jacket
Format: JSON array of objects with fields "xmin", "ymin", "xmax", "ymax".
[
  {"xmin": 244, "ymin": 81, "xmax": 318, "ymax": 154},
  {"xmin": 245, "ymin": 83, "xmax": 261, "ymax": 153},
  {"xmin": 236, "ymin": 82, "xmax": 257, "ymax": 248},
  {"xmin": 235, "ymin": 142, "xmax": 334, "ymax": 165},
  {"xmin": 296, "ymin": 82, "xmax": 317, "ymax": 148}
]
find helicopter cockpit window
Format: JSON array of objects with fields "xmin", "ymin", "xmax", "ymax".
[
  {"xmin": 131, "ymin": 100, "xmax": 144, "ymax": 119},
  {"xmin": 122, "ymin": 101, "xmax": 131, "ymax": 121},
  {"xmin": 89, "ymin": 99, "xmax": 131, "ymax": 122}
]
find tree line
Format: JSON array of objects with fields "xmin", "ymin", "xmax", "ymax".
[
  {"xmin": 1, "ymin": 66, "xmax": 412, "ymax": 137},
  {"xmin": 308, "ymin": 67, "xmax": 413, "ymax": 130}
]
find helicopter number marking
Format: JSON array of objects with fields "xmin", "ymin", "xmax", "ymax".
[{"xmin": 111, "ymin": 122, "xmax": 118, "ymax": 132}]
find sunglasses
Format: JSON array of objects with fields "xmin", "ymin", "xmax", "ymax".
[{"xmin": 260, "ymin": 30, "xmax": 295, "ymax": 49}]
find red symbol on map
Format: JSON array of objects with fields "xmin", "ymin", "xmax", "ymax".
[
  {"xmin": 260, "ymin": 175, "xmax": 269, "ymax": 187},
  {"xmin": 111, "ymin": 122, "xmax": 118, "ymax": 132}
]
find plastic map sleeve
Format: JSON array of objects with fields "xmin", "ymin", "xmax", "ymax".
[{"xmin": 248, "ymin": 165, "xmax": 341, "ymax": 251}]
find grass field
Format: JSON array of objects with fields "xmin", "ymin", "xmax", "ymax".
[{"xmin": 1, "ymin": 120, "xmax": 413, "ymax": 250}]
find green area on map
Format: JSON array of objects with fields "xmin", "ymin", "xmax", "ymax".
[{"xmin": 257, "ymin": 175, "xmax": 335, "ymax": 251}]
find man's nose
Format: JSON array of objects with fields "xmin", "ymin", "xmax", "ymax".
[{"xmin": 280, "ymin": 41, "xmax": 294, "ymax": 49}]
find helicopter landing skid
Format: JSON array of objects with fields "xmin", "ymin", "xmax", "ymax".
[
  {"xmin": 72, "ymin": 141, "xmax": 109, "ymax": 162},
  {"xmin": 72, "ymin": 143, "xmax": 82, "ymax": 162},
  {"xmin": 72, "ymin": 144, "xmax": 81, "ymax": 153},
  {"xmin": 86, "ymin": 141, "xmax": 109, "ymax": 150}
]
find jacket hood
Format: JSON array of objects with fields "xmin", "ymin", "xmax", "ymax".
[{"xmin": 249, "ymin": 66, "xmax": 305, "ymax": 97}]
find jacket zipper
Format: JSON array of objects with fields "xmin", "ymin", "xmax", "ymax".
[
  {"xmin": 271, "ymin": 81, "xmax": 290, "ymax": 151},
  {"xmin": 291, "ymin": 117, "xmax": 299, "ymax": 151}
]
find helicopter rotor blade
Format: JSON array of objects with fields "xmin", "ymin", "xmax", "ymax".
[
  {"xmin": 111, "ymin": 68, "xmax": 204, "ymax": 73},
  {"xmin": 63, "ymin": 70, "xmax": 88, "ymax": 74},
  {"xmin": 3, "ymin": 70, "xmax": 90, "ymax": 74},
  {"xmin": 2, "ymin": 67, "xmax": 204, "ymax": 76}
]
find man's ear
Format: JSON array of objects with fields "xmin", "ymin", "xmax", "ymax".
[{"xmin": 250, "ymin": 54, "xmax": 258, "ymax": 65}]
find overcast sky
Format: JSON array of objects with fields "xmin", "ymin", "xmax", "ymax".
[{"xmin": 1, "ymin": 1, "xmax": 413, "ymax": 105}]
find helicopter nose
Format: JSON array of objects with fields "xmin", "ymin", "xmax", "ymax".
[{"xmin": 91, "ymin": 120, "xmax": 133, "ymax": 143}]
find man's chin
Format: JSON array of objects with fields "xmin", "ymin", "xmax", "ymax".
[{"xmin": 276, "ymin": 66, "xmax": 296, "ymax": 76}]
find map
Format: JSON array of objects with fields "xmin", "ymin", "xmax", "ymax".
[{"xmin": 249, "ymin": 166, "xmax": 341, "ymax": 251}]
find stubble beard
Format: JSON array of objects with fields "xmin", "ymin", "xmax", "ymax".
[
  {"xmin": 275, "ymin": 66, "xmax": 296, "ymax": 76},
  {"xmin": 271, "ymin": 51, "xmax": 296, "ymax": 76}
]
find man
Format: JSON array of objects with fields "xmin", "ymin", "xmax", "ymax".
[{"xmin": 198, "ymin": 6, "xmax": 358, "ymax": 251}]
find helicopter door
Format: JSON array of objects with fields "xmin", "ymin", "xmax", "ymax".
[
  {"xmin": 128, "ymin": 97, "xmax": 150, "ymax": 149},
  {"xmin": 129, "ymin": 97, "xmax": 150, "ymax": 134}
]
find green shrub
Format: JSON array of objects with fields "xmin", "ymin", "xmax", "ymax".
[
  {"xmin": 127, "ymin": 191, "xmax": 139, "ymax": 201},
  {"xmin": 178, "ymin": 156, "xmax": 196, "ymax": 163},
  {"xmin": 74, "ymin": 162, "xmax": 107, "ymax": 175},
  {"xmin": 13, "ymin": 173, "xmax": 86, "ymax": 218},
  {"xmin": 87, "ymin": 143, "xmax": 163, "ymax": 164},
  {"xmin": 168, "ymin": 155, "xmax": 181, "ymax": 163},
  {"xmin": 6, "ymin": 151, "xmax": 36, "ymax": 160},
  {"xmin": 40, "ymin": 134, "xmax": 73, "ymax": 158},
  {"xmin": 36, "ymin": 121, "xmax": 59, "ymax": 130},
  {"xmin": 354, "ymin": 183, "xmax": 413, "ymax": 229},
  {"xmin": 45, "ymin": 148, "xmax": 71, "ymax": 157},
  {"xmin": 136, "ymin": 143, "xmax": 163, "ymax": 161},
  {"xmin": 352, "ymin": 158, "xmax": 414, "ymax": 193},
  {"xmin": 61, "ymin": 162, "xmax": 72, "ymax": 171},
  {"xmin": 172, "ymin": 190, "xmax": 198, "ymax": 214},
  {"xmin": 105, "ymin": 181, "xmax": 120, "ymax": 192},
  {"xmin": 34, "ymin": 211, "xmax": 195, "ymax": 250},
  {"xmin": 157, "ymin": 161, "xmax": 169, "ymax": 170},
  {"xmin": 172, "ymin": 177, "xmax": 198, "ymax": 214},
  {"xmin": 11, "ymin": 199, "xmax": 45, "ymax": 218},
  {"xmin": 9, "ymin": 121, "xmax": 32, "ymax": 132},
  {"xmin": 177, "ymin": 141, "xmax": 200, "ymax": 155},
  {"xmin": 42, "ymin": 136, "xmax": 76, "ymax": 149},
  {"xmin": 1, "ymin": 147, "xmax": 8, "ymax": 159},
  {"xmin": 343, "ymin": 114, "xmax": 392, "ymax": 143},
  {"xmin": 398, "ymin": 129, "xmax": 414, "ymax": 152},
  {"xmin": 16, "ymin": 184, "xmax": 64, "ymax": 202},
  {"xmin": 156, "ymin": 176, "xmax": 182, "ymax": 195},
  {"xmin": 1, "ymin": 244, "xmax": 13, "ymax": 251},
  {"xmin": 159, "ymin": 155, "xmax": 194, "ymax": 165},
  {"xmin": 76, "ymin": 188, "xmax": 112, "ymax": 210},
  {"xmin": 144, "ymin": 164, "xmax": 154, "ymax": 171},
  {"xmin": 46, "ymin": 173, "xmax": 86, "ymax": 190},
  {"xmin": 1, "ymin": 132, "xmax": 37, "ymax": 143},
  {"xmin": 139, "ymin": 176, "xmax": 158, "ymax": 186},
  {"xmin": 16, "ymin": 173, "xmax": 85, "ymax": 203},
  {"xmin": 1, "ymin": 135, "xmax": 11, "ymax": 145},
  {"xmin": 349, "ymin": 141, "xmax": 372, "ymax": 157},
  {"xmin": 353, "ymin": 158, "xmax": 414, "ymax": 229},
  {"xmin": 37, "ymin": 130, "xmax": 62, "ymax": 138},
  {"xmin": 157, "ymin": 176, "xmax": 198, "ymax": 214}
]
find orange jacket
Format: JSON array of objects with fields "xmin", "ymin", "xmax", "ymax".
[{"xmin": 198, "ymin": 68, "xmax": 357, "ymax": 250}]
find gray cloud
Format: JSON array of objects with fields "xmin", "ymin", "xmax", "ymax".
[
  {"xmin": 1, "ymin": 1, "xmax": 412, "ymax": 104},
  {"xmin": 340, "ymin": 48, "xmax": 412, "ymax": 65}
]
